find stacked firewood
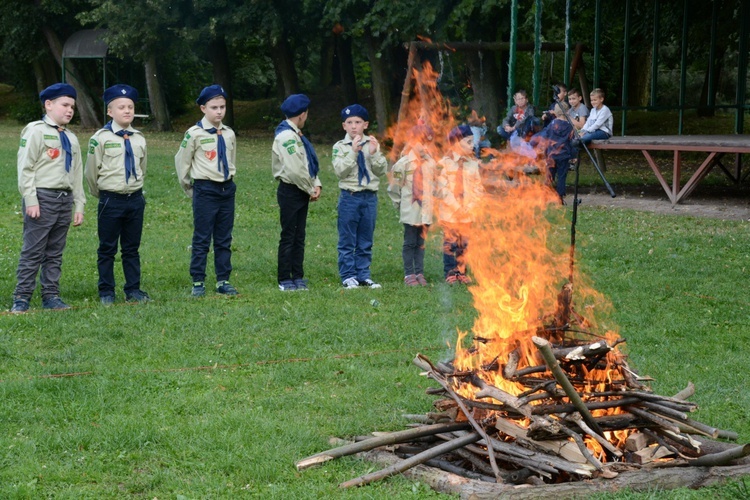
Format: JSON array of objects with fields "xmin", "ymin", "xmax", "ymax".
[{"xmin": 296, "ymin": 289, "xmax": 749, "ymax": 490}]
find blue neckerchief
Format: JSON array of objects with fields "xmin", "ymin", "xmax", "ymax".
[
  {"xmin": 197, "ymin": 120, "xmax": 229, "ymax": 180},
  {"xmin": 47, "ymin": 118, "xmax": 72, "ymax": 172},
  {"xmin": 104, "ymin": 121, "xmax": 136, "ymax": 183},
  {"xmin": 274, "ymin": 121, "xmax": 319, "ymax": 178},
  {"xmin": 348, "ymin": 137, "xmax": 370, "ymax": 185}
]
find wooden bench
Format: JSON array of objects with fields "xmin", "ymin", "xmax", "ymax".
[{"xmin": 588, "ymin": 135, "xmax": 750, "ymax": 204}]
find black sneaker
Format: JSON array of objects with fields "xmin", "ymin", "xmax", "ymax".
[
  {"xmin": 10, "ymin": 298, "xmax": 30, "ymax": 314},
  {"xmin": 100, "ymin": 294, "xmax": 115, "ymax": 306},
  {"xmin": 216, "ymin": 281, "xmax": 238, "ymax": 296},
  {"xmin": 279, "ymin": 280, "xmax": 297, "ymax": 292},
  {"xmin": 293, "ymin": 279, "xmax": 309, "ymax": 291},
  {"xmin": 126, "ymin": 290, "xmax": 151, "ymax": 303},
  {"xmin": 192, "ymin": 282, "xmax": 206, "ymax": 297},
  {"xmin": 358, "ymin": 278, "xmax": 382, "ymax": 289},
  {"xmin": 42, "ymin": 296, "xmax": 70, "ymax": 310}
]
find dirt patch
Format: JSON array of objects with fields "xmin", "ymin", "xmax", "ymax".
[{"xmin": 576, "ymin": 186, "xmax": 750, "ymax": 221}]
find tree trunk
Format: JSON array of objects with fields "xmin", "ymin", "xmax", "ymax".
[
  {"xmin": 466, "ymin": 50, "xmax": 501, "ymax": 129},
  {"xmin": 144, "ymin": 52, "xmax": 171, "ymax": 132},
  {"xmin": 627, "ymin": 40, "xmax": 652, "ymax": 107},
  {"xmin": 336, "ymin": 35, "xmax": 358, "ymax": 104},
  {"xmin": 271, "ymin": 35, "xmax": 299, "ymax": 97},
  {"xmin": 364, "ymin": 31, "xmax": 392, "ymax": 134},
  {"xmin": 209, "ymin": 35, "xmax": 234, "ymax": 127},
  {"xmin": 320, "ymin": 34, "xmax": 336, "ymax": 89},
  {"xmin": 41, "ymin": 26, "xmax": 100, "ymax": 128}
]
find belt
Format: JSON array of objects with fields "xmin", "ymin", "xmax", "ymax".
[
  {"xmin": 342, "ymin": 189, "xmax": 377, "ymax": 196},
  {"xmin": 37, "ymin": 188, "xmax": 71, "ymax": 194},
  {"xmin": 194, "ymin": 178, "xmax": 233, "ymax": 185},
  {"xmin": 100, "ymin": 189, "xmax": 143, "ymax": 199}
]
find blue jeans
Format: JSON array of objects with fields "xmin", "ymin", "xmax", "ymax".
[
  {"xmin": 470, "ymin": 126, "xmax": 491, "ymax": 158},
  {"xmin": 190, "ymin": 179, "xmax": 236, "ymax": 282},
  {"xmin": 97, "ymin": 190, "xmax": 145, "ymax": 296},
  {"xmin": 337, "ymin": 189, "xmax": 377, "ymax": 281},
  {"xmin": 579, "ymin": 129, "xmax": 610, "ymax": 145}
]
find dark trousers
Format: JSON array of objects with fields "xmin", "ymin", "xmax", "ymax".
[
  {"xmin": 337, "ymin": 189, "xmax": 378, "ymax": 281},
  {"xmin": 97, "ymin": 190, "xmax": 145, "ymax": 297},
  {"xmin": 14, "ymin": 189, "xmax": 73, "ymax": 300},
  {"xmin": 442, "ymin": 224, "xmax": 469, "ymax": 277},
  {"xmin": 277, "ymin": 181, "xmax": 310, "ymax": 283},
  {"xmin": 548, "ymin": 159, "xmax": 570, "ymax": 199},
  {"xmin": 190, "ymin": 179, "xmax": 236, "ymax": 283},
  {"xmin": 403, "ymin": 224, "xmax": 427, "ymax": 276}
]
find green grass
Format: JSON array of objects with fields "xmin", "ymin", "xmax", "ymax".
[{"xmin": 0, "ymin": 119, "xmax": 748, "ymax": 498}]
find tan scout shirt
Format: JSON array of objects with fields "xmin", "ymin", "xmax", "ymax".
[
  {"xmin": 435, "ymin": 152, "xmax": 484, "ymax": 224},
  {"xmin": 85, "ymin": 123, "xmax": 146, "ymax": 198},
  {"xmin": 332, "ymin": 133, "xmax": 388, "ymax": 192},
  {"xmin": 271, "ymin": 120, "xmax": 322, "ymax": 196},
  {"xmin": 174, "ymin": 118, "xmax": 236, "ymax": 197},
  {"xmin": 387, "ymin": 148, "xmax": 435, "ymax": 226},
  {"xmin": 17, "ymin": 115, "xmax": 85, "ymax": 213}
]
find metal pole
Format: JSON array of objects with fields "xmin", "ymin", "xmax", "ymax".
[
  {"xmin": 736, "ymin": 0, "xmax": 748, "ymax": 134},
  {"xmin": 564, "ymin": 0, "xmax": 571, "ymax": 87},
  {"xmin": 707, "ymin": 0, "xmax": 718, "ymax": 109},
  {"xmin": 508, "ymin": 0, "xmax": 518, "ymax": 109},
  {"xmin": 678, "ymin": 0, "xmax": 689, "ymax": 134},
  {"xmin": 621, "ymin": 0, "xmax": 632, "ymax": 135},
  {"xmin": 533, "ymin": 0, "xmax": 543, "ymax": 106},
  {"xmin": 594, "ymin": 0, "xmax": 602, "ymax": 88},
  {"xmin": 650, "ymin": 0, "xmax": 660, "ymax": 108}
]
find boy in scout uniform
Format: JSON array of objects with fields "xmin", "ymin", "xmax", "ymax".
[
  {"xmin": 175, "ymin": 85, "xmax": 238, "ymax": 297},
  {"xmin": 332, "ymin": 104, "xmax": 388, "ymax": 289},
  {"xmin": 10, "ymin": 83, "xmax": 85, "ymax": 313},
  {"xmin": 85, "ymin": 84, "xmax": 149, "ymax": 305},
  {"xmin": 387, "ymin": 125, "xmax": 436, "ymax": 287},
  {"xmin": 272, "ymin": 94, "xmax": 322, "ymax": 292}
]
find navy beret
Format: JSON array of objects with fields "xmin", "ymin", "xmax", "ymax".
[
  {"xmin": 280, "ymin": 94, "xmax": 310, "ymax": 117},
  {"xmin": 341, "ymin": 104, "xmax": 369, "ymax": 122},
  {"xmin": 448, "ymin": 125, "xmax": 473, "ymax": 143},
  {"xmin": 411, "ymin": 124, "xmax": 435, "ymax": 142},
  {"xmin": 196, "ymin": 84, "xmax": 227, "ymax": 105},
  {"xmin": 103, "ymin": 84, "xmax": 138, "ymax": 105},
  {"xmin": 39, "ymin": 83, "xmax": 77, "ymax": 103}
]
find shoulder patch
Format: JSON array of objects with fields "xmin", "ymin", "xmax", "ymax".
[
  {"xmin": 89, "ymin": 138, "xmax": 99, "ymax": 147},
  {"xmin": 180, "ymin": 139, "xmax": 188, "ymax": 148},
  {"xmin": 286, "ymin": 145, "xmax": 297, "ymax": 155},
  {"xmin": 20, "ymin": 138, "xmax": 27, "ymax": 148},
  {"xmin": 282, "ymin": 139, "xmax": 295, "ymax": 148},
  {"xmin": 333, "ymin": 148, "xmax": 339, "ymax": 155}
]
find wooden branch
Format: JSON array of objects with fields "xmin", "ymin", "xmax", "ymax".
[
  {"xmin": 568, "ymin": 414, "xmax": 623, "ymax": 458},
  {"xmin": 470, "ymin": 374, "xmax": 532, "ymax": 418},
  {"xmin": 625, "ymin": 406, "xmax": 681, "ymax": 434},
  {"xmin": 339, "ymin": 431, "xmax": 482, "ymax": 488},
  {"xmin": 672, "ymin": 382, "xmax": 696, "ymax": 401},
  {"xmin": 295, "ymin": 421, "xmax": 470, "ymax": 470},
  {"xmin": 532, "ymin": 336, "xmax": 604, "ymax": 437},
  {"xmin": 689, "ymin": 444, "xmax": 750, "ymax": 467},
  {"xmin": 414, "ymin": 354, "xmax": 503, "ymax": 480}
]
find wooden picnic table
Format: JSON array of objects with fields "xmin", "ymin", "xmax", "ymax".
[{"xmin": 588, "ymin": 135, "xmax": 750, "ymax": 204}]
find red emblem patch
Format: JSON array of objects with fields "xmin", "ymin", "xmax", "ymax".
[
  {"xmin": 205, "ymin": 150, "xmax": 217, "ymax": 161},
  {"xmin": 47, "ymin": 148, "xmax": 61, "ymax": 160}
]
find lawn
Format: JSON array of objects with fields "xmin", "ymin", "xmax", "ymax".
[{"xmin": 0, "ymin": 119, "xmax": 748, "ymax": 499}]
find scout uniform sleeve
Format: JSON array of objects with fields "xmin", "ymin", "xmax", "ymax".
[
  {"xmin": 368, "ymin": 143, "xmax": 388, "ymax": 177},
  {"xmin": 17, "ymin": 125, "xmax": 43, "ymax": 207},
  {"xmin": 139, "ymin": 136, "xmax": 148, "ymax": 180},
  {"xmin": 276, "ymin": 131, "xmax": 317, "ymax": 195},
  {"xmin": 226, "ymin": 128, "xmax": 237, "ymax": 176},
  {"xmin": 70, "ymin": 138, "xmax": 86, "ymax": 213},
  {"xmin": 175, "ymin": 129, "xmax": 196, "ymax": 197},
  {"xmin": 85, "ymin": 132, "xmax": 104, "ymax": 198},
  {"xmin": 332, "ymin": 140, "xmax": 357, "ymax": 180},
  {"xmin": 387, "ymin": 157, "xmax": 406, "ymax": 209}
]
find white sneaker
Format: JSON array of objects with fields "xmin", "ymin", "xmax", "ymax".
[
  {"xmin": 359, "ymin": 278, "xmax": 382, "ymax": 289},
  {"xmin": 342, "ymin": 277, "xmax": 360, "ymax": 289}
]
